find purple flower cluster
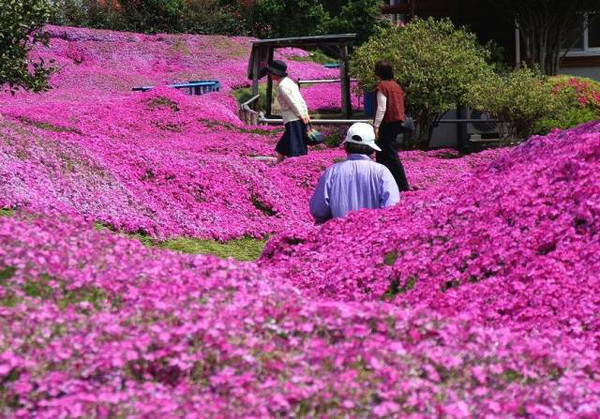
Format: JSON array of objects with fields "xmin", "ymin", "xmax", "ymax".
[{"xmin": 1, "ymin": 25, "xmax": 599, "ymax": 416}]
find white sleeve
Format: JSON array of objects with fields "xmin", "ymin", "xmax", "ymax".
[
  {"xmin": 374, "ymin": 91, "xmax": 387, "ymax": 129},
  {"xmin": 283, "ymin": 84, "xmax": 308, "ymax": 119}
]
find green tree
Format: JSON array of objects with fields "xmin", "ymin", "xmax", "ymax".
[
  {"xmin": 251, "ymin": 0, "xmax": 330, "ymax": 38},
  {"xmin": 351, "ymin": 17, "xmax": 492, "ymax": 149},
  {"xmin": 51, "ymin": 0, "xmax": 126, "ymax": 30},
  {"xmin": 328, "ymin": 0, "xmax": 387, "ymax": 45},
  {"xmin": 179, "ymin": 0, "xmax": 251, "ymax": 35},
  {"xmin": 118, "ymin": 0, "xmax": 185, "ymax": 33},
  {"xmin": 1, "ymin": 0, "xmax": 55, "ymax": 94}
]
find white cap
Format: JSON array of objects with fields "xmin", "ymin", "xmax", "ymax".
[{"xmin": 342, "ymin": 122, "xmax": 381, "ymax": 152}]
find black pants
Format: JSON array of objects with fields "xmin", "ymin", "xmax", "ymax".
[{"xmin": 376, "ymin": 121, "xmax": 410, "ymax": 192}]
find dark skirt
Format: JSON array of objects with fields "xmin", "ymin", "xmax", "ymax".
[
  {"xmin": 276, "ymin": 120, "xmax": 308, "ymax": 157},
  {"xmin": 375, "ymin": 120, "xmax": 410, "ymax": 191}
]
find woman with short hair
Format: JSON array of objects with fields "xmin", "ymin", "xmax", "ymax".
[{"xmin": 373, "ymin": 60, "xmax": 410, "ymax": 192}]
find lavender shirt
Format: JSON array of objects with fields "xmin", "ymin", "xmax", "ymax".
[{"xmin": 310, "ymin": 154, "xmax": 400, "ymax": 223}]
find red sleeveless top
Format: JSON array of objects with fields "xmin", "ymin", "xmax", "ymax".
[{"xmin": 376, "ymin": 80, "xmax": 405, "ymax": 124}]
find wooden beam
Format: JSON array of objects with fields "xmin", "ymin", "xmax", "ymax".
[
  {"xmin": 252, "ymin": 34, "xmax": 356, "ymax": 47},
  {"xmin": 561, "ymin": 55, "xmax": 600, "ymax": 67},
  {"xmin": 266, "ymin": 47, "xmax": 274, "ymax": 117},
  {"xmin": 340, "ymin": 45, "xmax": 352, "ymax": 118},
  {"xmin": 251, "ymin": 46, "xmax": 260, "ymax": 111}
]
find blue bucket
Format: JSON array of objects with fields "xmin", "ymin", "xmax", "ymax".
[{"xmin": 363, "ymin": 91, "xmax": 376, "ymax": 117}]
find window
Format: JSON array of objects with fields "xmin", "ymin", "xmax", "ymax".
[
  {"xmin": 567, "ymin": 14, "xmax": 600, "ymax": 55},
  {"xmin": 387, "ymin": 0, "xmax": 408, "ymax": 25},
  {"xmin": 589, "ymin": 14, "xmax": 600, "ymax": 48}
]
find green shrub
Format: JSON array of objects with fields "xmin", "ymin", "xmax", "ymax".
[
  {"xmin": 468, "ymin": 67, "xmax": 557, "ymax": 140},
  {"xmin": 534, "ymin": 107, "xmax": 597, "ymax": 135},
  {"xmin": 351, "ymin": 18, "xmax": 492, "ymax": 150},
  {"xmin": 535, "ymin": 75, "xmax": 600, "ymax": 134},
  {"xmin": 1, "ymin": 0, "xmax": 55, "ymax": 93}
]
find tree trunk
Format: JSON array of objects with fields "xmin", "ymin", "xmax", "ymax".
[
  {"xmin": 413, "ymin": 113, "xmax": 435, "ymax": 150},
  {"xmin": 490, "ymin": 0, "xmax": 597, "ymax": 76}
]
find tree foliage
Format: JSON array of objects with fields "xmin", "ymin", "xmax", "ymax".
[
  {"xmin": 250, "ymin": 0, "xmax": 330, "ymax": 38},
  {"xmin": 117, "ymin": 0, "xmax": 185, "ymax": 33},
  {"xmin": 486, "ymin": 0, "xmax": 600, "ymax": 75},
  {"xmin": 328, "ymin": 0, "xmax": 388, "ymax": 45},
  {"xmin": 0, "ymin": 0, "xmax": 55, "ymax": 93},
  {"xmin": 51, "ymin": 0, "xmax": 388, "ymax": 40},
  {"xmin": 351, "ymin": 18, "xmax": 492, "ymax": 150}
]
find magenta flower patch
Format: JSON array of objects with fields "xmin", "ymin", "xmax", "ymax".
[{"xmin": 1, "ymin": 25, "xmax": 599, "ymax": 417}]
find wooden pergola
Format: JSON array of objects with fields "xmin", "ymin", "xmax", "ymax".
[{"xmin": 247, "ymin": 34, "xmax": 357, "ymax": 118}]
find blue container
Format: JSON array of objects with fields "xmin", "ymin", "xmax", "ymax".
[{"xmin": 363, "ymin": 91, "xmax": 376, "ymax": 117}]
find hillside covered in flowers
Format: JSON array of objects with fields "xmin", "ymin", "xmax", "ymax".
[{"xmin": 1, "ymin": 26, "xmax": 599, "ymax": 417}]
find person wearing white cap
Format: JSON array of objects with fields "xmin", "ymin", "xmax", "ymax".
[{"xmin": 309, "ymin": 123, "xmax": 400, "ymax": 224}]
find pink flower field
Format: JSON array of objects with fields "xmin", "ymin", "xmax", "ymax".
[{"xmin": 0, "ymin": 26, "xmax": 599, "ymax": 417}]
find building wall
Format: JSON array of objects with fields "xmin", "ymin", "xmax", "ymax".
[
  {"xmin": 560, "ymin": 54, "xmax": 600, "ymax": 82},
  {"xmin": 397, "ymin": 0, "xmax": 517, "ymax": 67},
  {"xmin": 558, "ymin": 67, "xmax": 600, "ymax": 82}
]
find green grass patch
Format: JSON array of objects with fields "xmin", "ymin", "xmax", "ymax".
[
  {"xmin": 146, "ymin": 96, "xmax": 180, "ymax": 112},
  {"xmin": 154, "ymin": 237, "xmax": 266, "ymax": 261},
  {"xmin": 0, "ymin": 266, "xmax": 17, "ymax": 283},
  {"xmin": 383, "ymin": 250, "xmax": 398, "ymax": 266},
  {"xmin": 17, "ymin": 117, "xmax": 81, "ymax": 135},
  {"xmin": 232, "ymin": 84, "xmax": 277, "ymax": 111},
  {"xmin": 382, "ymin": 276, "xmax": 417, "ymax": 300},
  {"xmin": 95, "ymin": 223, "xmax": 267, "ymax": 261},
  {"xmin": 0, "ymin": 209, "xmax": 15, "ymax": 217},
  {"xmin": 289, "ymin": 48, "xmax": 338, "ymax": 65},
  {"xmin": 0, "ymin": 272, "xmax": 113, "ymax": 310}
]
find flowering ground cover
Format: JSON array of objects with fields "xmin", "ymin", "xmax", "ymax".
[
  {"xmin": 1, "ymin": 212, "xmax": 600, "ymax": 417},
  {"xmin": 1, "ymin": 25, "xmax": 600, "ymax": 417},
  {"xmin": 0, "ymin": 26, "xmax": 476, "ymax": 240}
]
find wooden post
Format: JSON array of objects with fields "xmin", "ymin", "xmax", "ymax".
[
  {"xmin": 340, "ymin": 45, "xmax": 352, "ymax": 118},
  {"xmin": 409, "ymin": 0, "xmax": 416, "ymax": 18},
  {"xmin": 251, "ymin": 46, "xmax": 260, "ymax": 111},
  {"xmin": 515, "ymin": 19, "xmax": 521, "ymax": 68},
  {"xmin": 456, "ymin": 104, "xmax": 469, "ymax": 153},
  {"xmin": 266, "ymin": 47, "xmax": 274, "ymax": 117}
]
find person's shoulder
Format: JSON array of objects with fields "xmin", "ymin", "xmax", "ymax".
[
  {"xmin": 368, "ymin": 159, "xmax": 392, "ymax": 173},
  {"xmin": 280, "ymin": 78, "xmax": 296, "ymax": 92},
  {"xmin": 373, "ymin": 162, "xmax": 394, "ymax": 178},
  {"xmin": 281, "ymin": 77, "xmax": 297, "ymax": 87}
]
